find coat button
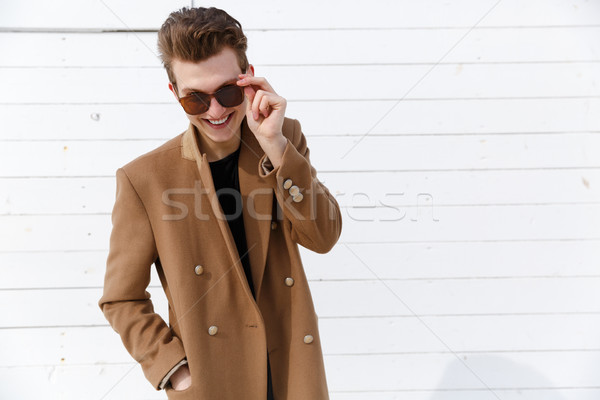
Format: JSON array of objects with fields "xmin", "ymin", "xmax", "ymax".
[
  {"xmin": 292, "ymin": 193, "xmax": 304, "ymax": 203},
  {"xmin": 271, "ymin": 221, "xmax": 278, "ymax": 230},
  {"xmin": 194, "ymin": 265, "xmax": 204, "ymax": 275},
  {"xmin": 284, "ymin": 277, "xmax": 295, "ymax": 287},
  {"xmin": 283, "ymin": 178, "xmax": 293, "ymax": 190},
  {"xmin": 303, "ymin": 334, "xmax": 314, "ymax": 344},
  {"xmin": 208, "ymin": 325, "xmax": 218, "ymax": 336},
  {"xmin": 288, "ymin": 185, "xmax": 300, "ymax": 196}
]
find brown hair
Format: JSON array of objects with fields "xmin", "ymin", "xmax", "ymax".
[{"xmin": 157, "ymin": 7, "xmax": 249, "ymax": 87}]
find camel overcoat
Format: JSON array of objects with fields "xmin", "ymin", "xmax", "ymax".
[{"xmin": 98, "ymin": 116, "xmax": 342, "ymax": 400}]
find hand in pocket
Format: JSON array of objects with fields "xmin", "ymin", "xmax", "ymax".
[{"xmin": 170, "ymin": 364, "xmax": 192, "ymax": 391}]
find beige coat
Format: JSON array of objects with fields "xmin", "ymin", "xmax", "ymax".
[{"xmin": 98, "ymin": 117, "xmax": 342, "ymax": 399}]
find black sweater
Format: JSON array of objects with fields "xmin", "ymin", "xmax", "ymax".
[{"xmin": 208, "ymin": 145, "xmax": 275, "ymax": 400}]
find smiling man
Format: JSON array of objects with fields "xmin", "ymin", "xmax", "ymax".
[{"xmin": 98, "ymin": 7, "xmax": 342, "ymax": 400}]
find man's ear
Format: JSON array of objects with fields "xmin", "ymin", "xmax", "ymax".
[
  {"xmin": 168, "ymin": 82, "xmax": 179, "ymax": 100},
  {"xmin": 246, "ymin": 64, "xmax": 255, "ymax": 77}
]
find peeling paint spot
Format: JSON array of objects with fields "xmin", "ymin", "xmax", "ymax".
[
  {"xmin": 48, "ymin": 366, "xmax": 57, "ymax": 383},
  {"xmin": 582, "ymin": 177, "xmax": 590, "ymax": 189},
  {"xmin": 455, "ymin": 64, "xmax": 463, "ymax": 75},
  {"xmin": 63, "ymin": 145, "xmax": 68, "ymax": 151}
]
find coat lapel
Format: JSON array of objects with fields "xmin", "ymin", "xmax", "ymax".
[{"xmin": 181, "ymin": 118, "xmax": 273, "ymax": 301}]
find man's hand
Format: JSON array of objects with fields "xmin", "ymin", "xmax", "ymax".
[
  {"xmin": 236, "ymin": 73, "xmax": 287, "ymax": 168},
  {"xmin": 170, "ymin": 364, "xmax": 192, "ymax": 391}
]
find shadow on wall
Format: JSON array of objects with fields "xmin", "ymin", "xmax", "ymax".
[{"xmin": 428, "ymin": 355, "xmax": 566, "ymax": 400}]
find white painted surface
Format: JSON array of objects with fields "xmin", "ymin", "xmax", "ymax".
[{"xmin": 1, "ymin": 1, "xmax": 599, "ymax": 399}]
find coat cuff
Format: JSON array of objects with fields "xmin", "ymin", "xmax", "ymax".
[
  {"xmin": 258, "ymin": 137, "xmax": 313, "ymax": 207},
  {"xmin": 159, "ymin": 358, "xmax": 188, "ymax": 390},
  {"xmin": 261, "ymin": 155, "xmax": 275, "ymax": 175}
]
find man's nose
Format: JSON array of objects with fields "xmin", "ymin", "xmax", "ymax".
[{"xmin": 207, "ymin": 96, "xmax": 226, "ymax": 116}]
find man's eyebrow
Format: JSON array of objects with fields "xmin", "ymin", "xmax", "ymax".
[{"xmin": 182, "ymin": 78, "xmax": 238, "ymax": 94}]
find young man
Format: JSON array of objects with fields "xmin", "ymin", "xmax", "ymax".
[{"xmin": 98, "ymin": 7, "xmax": 342, "ymax": 400}]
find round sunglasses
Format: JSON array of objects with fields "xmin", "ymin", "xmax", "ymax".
[{"xmin": 177, "ymin": 84, "xmax": 245, "ymax": 115}]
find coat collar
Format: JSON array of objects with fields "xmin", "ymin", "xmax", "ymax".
[{"xmin": 180, "ymin": 118, "xmax": 273, "ymax": 301}]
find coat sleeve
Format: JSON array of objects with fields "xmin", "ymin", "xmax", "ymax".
[
  {"xmin": 98, "ymin": 167, "xmax": 187, "ymax": 390},
  {"xmin": 259, "ymin": 118, "xmax": 342, "ymax": 253}
]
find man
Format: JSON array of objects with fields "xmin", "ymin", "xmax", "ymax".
[{"xmin": 98, "ymin": 6, "xmax": 342, "ymax": 400}]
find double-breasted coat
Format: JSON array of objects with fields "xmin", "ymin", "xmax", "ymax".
[{"xmin": 98, "ymin": 116, "xmax": 342, "ymax": 399}]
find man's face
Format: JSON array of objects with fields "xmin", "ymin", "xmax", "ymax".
[{"xmin": 169, "ymin": 47, "xmax": 250, "ymax": 148}]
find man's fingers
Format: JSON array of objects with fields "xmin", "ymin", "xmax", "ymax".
[
  {"xmin": 239, "ymin": 75, "xmax": 286, "ymax": 121},
  {"xmin": 243, "ymin": 85, "xmax": 256, "ymax": 104},
  {"xmin": 251, "ymin": 89, "xmax": 266, "ymax": 120},
  {"xmin": 259, "ymin": 95, "xmax": 271, "ymax": 118},
  {"xmin": 237, "ymin": 75, "xmax": 276, "ymax": 94}
]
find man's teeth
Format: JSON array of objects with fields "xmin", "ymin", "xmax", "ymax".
[{"xmin": 208, "ymin": 115, "xmax": 229, "ymax": 125}]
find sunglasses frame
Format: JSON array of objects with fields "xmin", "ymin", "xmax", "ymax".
[{"xmin": 175, "ymin": 83, "xmax": 245, "ymax": 116}]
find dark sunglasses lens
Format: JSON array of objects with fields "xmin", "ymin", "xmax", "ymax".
[
  {"xmin": 216, "ymin": 85, "xmax": 244, "ymax": 108},
  {"xmin": 179, "ymin": 85, "xmax": 243, "ymax": 115},
  {"xmin": 180, "ymin": 93, "xmax": 210, "ymax": 115}
]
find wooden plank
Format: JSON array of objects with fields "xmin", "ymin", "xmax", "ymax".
[
  {"xmin": 3, "ymin": 27, "xmax": 600, "ymax": 67},
  {"xmin": 1, "ymin": 0, "xmax": 189, "ymax": 31},
  {"xmin": 0, "ymin": 239, "xmax": 598, "ymax": 290},
  {"xmin": 2, "ymin": 203, "xmax": 599, "ymax": 252},
  {"xmin": 0, "ymin": 177, "xmax": 116, "ymax": 215},
  {"xmin": 311, "ymin": 277, "xmax": 600, "ymax": 318},
  {"xmin": 0, "ymin": 287, "xmax": 166, "ymax": 328},
  {"xmin": 301, "ymin": 240, "xmax": 600, "ymax": 281},
  {"xmin": 2, "ymin": 276, "xmax": 599, "ymax": 327},
  {"xmin": 2, "ymin": 169, "xmax": 598, "ymax": 215},
  {"xmin": 2, "ymin": 314, "xmax": 598, "ymax": 367},
  {"xmin": 0, "ymin": 364, "xmax": 163, "ymax": 400},
  {"xmin": 324, "ymin": 352, "xmax": 600, "ymax": 391},
  {"xmin": 2, "ymin": 98, "xmax": 599, "ymax": 140},
  {"xmin": 320, "ymin": 314, "xmax": 600, "ymax": 355},
  {"xmin": 0, "ymin": 32, "xmax": 163, "ymax": 68},
  {"xmin": 215, "ymin": 0, "xmax": 600, "ymax": 30},
  {"xmin": 1, "ymin": 134, "xmax": 599, "ymax": 178},
  {"xmin": 331, "ymin": 389, "xmax": 600, "ymax": 400},
  {"xmin": 3, "ymin": 0, "xmax": 599, "ymax": 31},
  {"xmin": 0, "ymin": 251, "xmax": 108, "ymax": 289},
  {"xmin": 0, "ymin": 351, "xmax": 598, "ymax": 397},
  {"xmin": 2, "ymin": 63, "xmax": 600, "ymax": 105}
]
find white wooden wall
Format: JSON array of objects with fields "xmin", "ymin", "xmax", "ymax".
[{"xmin": 1, "ymin": 0, "xmax": 599, "ymax": 399}]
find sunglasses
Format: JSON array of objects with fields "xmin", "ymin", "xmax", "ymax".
[{"xmin": 177, "ymin": 84, "xmax": 245, "ymax": 115}]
